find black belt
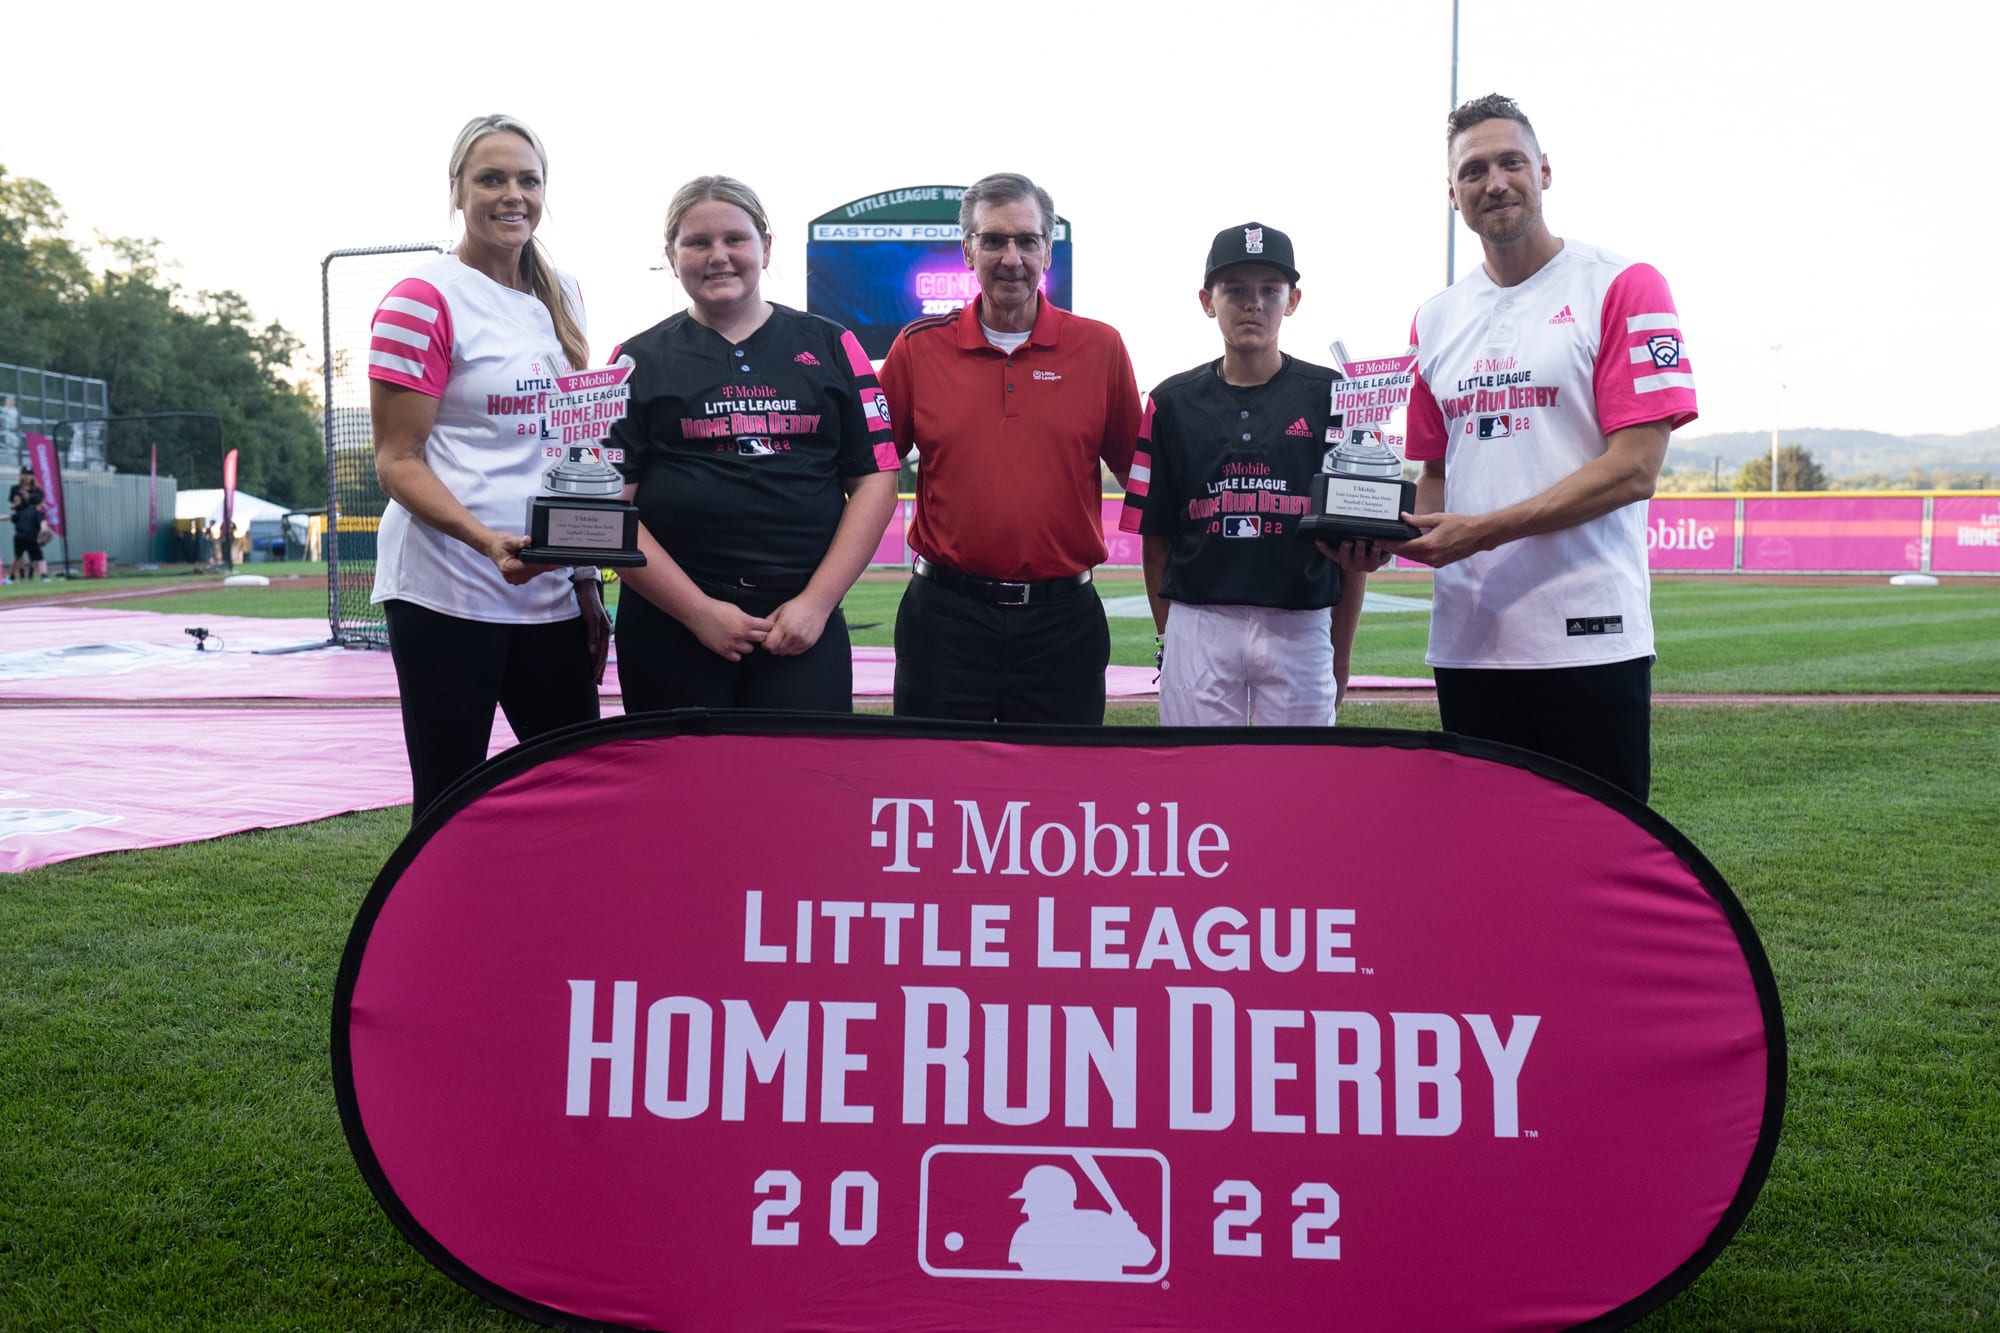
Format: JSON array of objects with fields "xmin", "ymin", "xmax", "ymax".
[
  {"xmin": 913, "ymin": 556, "xmax": 1091, "ymax": 606},
  {"xmin": 690, "ymin": 572, "xmax": 810, "ymax": 600}
]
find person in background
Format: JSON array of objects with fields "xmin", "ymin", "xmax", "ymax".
[
  {"xmin": 878, "ymin": 171, "xmax": 1141, "ymax": 724},
  {"xmin": 1388, "ymin": 94, "xmax": 1699, "ymax": 800},
  {"xmin": 605, "ymin": 176, "xmax": 897, "ymax": 712},
  {"xmin": 366, "ymin": 113, "xmax": 608, "ymax": 820},
  {"xmin": 10, "ymin": 487, "xmax": 48, "ymax": 582},
  {"xmin": 7, "ymin": 467, "xmax": 44, "ymax": 583}
]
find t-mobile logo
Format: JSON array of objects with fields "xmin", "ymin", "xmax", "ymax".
[{"xmin": 872, "ymin": 798, "xmax": 935, "ymax": 872}]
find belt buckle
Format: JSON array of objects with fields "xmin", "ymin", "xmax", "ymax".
[{"xmin": 994, "ymin": 580, "xmax": 1031, "ymax": 606}]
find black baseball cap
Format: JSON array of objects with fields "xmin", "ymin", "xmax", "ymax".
[{"xmin": 1205, "ymin": 222, "xmax": 1299, "ymax": 285}]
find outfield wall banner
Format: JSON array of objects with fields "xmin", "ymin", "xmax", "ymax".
[
  {"xmin": 1644, "ymin": 498, "xmax": 1736, "ymax": 571},
  {"xmin": 335, "ymin": 716, "xmax": 1783, "ymax": 1333},
  {"xmin": 1742, "ymin": 495, "xmax": 1924, "ymax": 572},
  {"xmin": 1931, "ymin": 495, "xmax": 2000, "ymax": 572}
]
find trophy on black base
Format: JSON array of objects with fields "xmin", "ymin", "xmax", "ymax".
[
  {"xmin": 519, "ymin": 357, "xmax": 648, "ymax": 568},
  {"xmin": 521, "ymin": 443, "xmax": 647, "ymax": 567},
  {"xmin": 1298, "ymin": 339, "xmax": 1421, "ymax": 545}
]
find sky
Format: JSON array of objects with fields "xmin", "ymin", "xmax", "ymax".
[{"xmin": 5, "ymin": 0, "xmax": 1994, "ymax": 446}]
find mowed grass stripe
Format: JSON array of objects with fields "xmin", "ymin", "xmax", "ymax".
[{"xmin": 1665, "ymin": 639, "xmax": 2000, "ymax": 693}]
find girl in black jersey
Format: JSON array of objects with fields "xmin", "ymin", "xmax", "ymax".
[{"xmin": 607, "ymin": 177, "xmax": 899, "ymax": 712}]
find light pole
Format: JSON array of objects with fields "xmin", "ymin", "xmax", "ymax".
[
  {"xmin": 1767, "ymin": 343, "xmax": 1783, "ymax": 493},
  {"xmin": 1446, "ymin": 0, "xmax": 1460, "ymax": 288}
]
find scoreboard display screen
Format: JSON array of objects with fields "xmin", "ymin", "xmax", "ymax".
[{"xmin": 806, "ymin": 187, "xmax": 1073, "ymax": 360}]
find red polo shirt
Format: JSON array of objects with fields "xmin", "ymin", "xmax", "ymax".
[{"xmin": 879, "ymin": 299, "xmax": 1141, "ymax": 582}]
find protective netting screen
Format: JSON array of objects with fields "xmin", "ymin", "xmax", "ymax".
[{"xmin": 322, "ymin": 244, "xmax": 445, "ymax": 647}]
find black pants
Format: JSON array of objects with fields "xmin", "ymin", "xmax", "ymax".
[
  {"xmin": 1432, "ymin": 656, "xmax": 1654, "ymax": 801},
  {"xmin": 614, "ymin": 584, "xmax": 854, "ymax": 714},
  {"xmin": 892, "ymin": 572, "xmax": 1109, "ymax": 724},
  {"xmin": 383, "ymin": 600, "xmax": 600, "ymax": 821}
]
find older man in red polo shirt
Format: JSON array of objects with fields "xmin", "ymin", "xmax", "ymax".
[{"xmin": 879, "ymin": 171, "xmax": 1142, "ymax": 724}]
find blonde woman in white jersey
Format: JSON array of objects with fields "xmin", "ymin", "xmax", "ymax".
[{"xmin": 366, "ymin": 114, "xmax": 609, "ymax": 821}]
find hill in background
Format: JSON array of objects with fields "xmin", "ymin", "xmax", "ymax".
[{"xmin": 1669, "ymin": 426, "xmax": 2000, "ymax": 484}]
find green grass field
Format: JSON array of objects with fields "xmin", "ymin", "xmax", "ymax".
[
  {"xmin": 3, "ymin": 573, "xmax": 1996, "ymax": 1329},
  {"xmin": 74, "ymin": 565, "xmax": 2000, "ymax": 694}
]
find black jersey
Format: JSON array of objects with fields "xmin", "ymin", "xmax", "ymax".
[
  {"xmin": 609, "ymin": 304, "xmax": 896, "ymax": 583},
  {"xmin": 1123, "ymin": 355, "xmax": 1343, "ymax": 610}
]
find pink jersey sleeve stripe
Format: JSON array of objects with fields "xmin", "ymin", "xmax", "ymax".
[
  {"xmin": 1596, "ymin": 265, "xmax": 1697, "ymax": 435},
  {"xmin": 368, "ymin": 279, "xmax": 451, "ymax": 398},
  {"xmin": 872, "ymin": 441, "xmax": 899, "ymax": 473},
  {"xmin": 839, "ymin": 329, "xmax": 875, "ymax": 379},
  {"xmin": 1117, "ymin": 402, "xmax": 1155, "ymax": 532}
]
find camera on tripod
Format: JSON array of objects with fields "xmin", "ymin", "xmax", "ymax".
[{"xmin": 185, "ymin": 626, "xmax": 212, "ymax": 652}]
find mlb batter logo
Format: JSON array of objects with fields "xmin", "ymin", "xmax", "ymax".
[
  {"xmin": 918, "ymin": 1145, "xmax": 1169, "ymax": 1283},
  {"xmin": 1477, "ymin": 414, "xmax": 1513, "ymax": 440},
  {"xmin": 1224, "ymin": 516, "xmax": 1261, "ymax": 539}
]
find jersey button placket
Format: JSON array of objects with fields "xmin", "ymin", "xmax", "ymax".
[{"xmin": 1003, "ymin": 353, "xmax": 1020, "ymax": 418}]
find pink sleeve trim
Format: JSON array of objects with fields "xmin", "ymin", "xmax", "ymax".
[
  {"xmin": 1402, "ymin": 314, "xmax": 1448, "ymax": 461},
  {"xmin": 367, "ymin": 278, "xmax": 452, "ymax": 398},
  {"xmin": 1117, "ymin": 400, "xmax": 1157, "ymax": 533},
  {"xmin": 1595, "ymin": 265, "xmax": 1698, "ymax": 435},
  {"xmin": 839, "ymin": 329, "xmax": 875, "ymax": 379}
]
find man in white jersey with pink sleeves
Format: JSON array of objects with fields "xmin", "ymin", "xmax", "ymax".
[{"xmin": 1386, "ymin": 94, "xmax": 1698, "ymax": 801}]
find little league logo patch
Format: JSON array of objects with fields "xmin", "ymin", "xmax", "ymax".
[
  {"xmin": 866, "ymin": 391, "xmax": 892, "ymax": 429},
  {"xmin": 1244, "ymin": 227, "xmax": 1264, "ymax": 254},
  {"xmin": 1647, "ymin": 334, "xmax": 1682, "ymax": 368}
]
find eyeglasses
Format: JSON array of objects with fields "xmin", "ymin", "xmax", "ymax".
[{"xmin": 969, "ymin": 231, "xmax": 1048, "ymax": 256}]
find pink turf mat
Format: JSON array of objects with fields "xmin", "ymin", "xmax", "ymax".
[
  {"xmin": 0, "ymin": 707, "xmax": 415, "ymax": 872},
  {"xmin": 0, "ymin": 607, "xmax": 1425, "ymax": 701},
  {"xmin": 0, "ymin": 607, "xmax": 1427, "ymax": 871}
]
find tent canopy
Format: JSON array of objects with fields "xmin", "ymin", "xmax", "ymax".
[{"xmin": 172, "ymin": 489, "xmax": 291, "ymax": 528}]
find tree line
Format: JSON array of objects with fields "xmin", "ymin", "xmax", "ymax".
[
  {"xmin": 1655, "ymin": 444, "xmax": 1995, "ymax": 494},
  {"xmin": 0, "ymin": 166, "xmax": 322, "ymax": 507}
]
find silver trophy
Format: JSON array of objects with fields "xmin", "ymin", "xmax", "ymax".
[
  {"xmin": 520, "ymin": 444, "xmax": 646, "ymax": 567},
  {"xmin": 1299, "ymin": 339, "xmax": 1419, "ymax": 543},
  {"xmin": 519, "ymin": 355, "xmax": 647, "ymax": 568}
]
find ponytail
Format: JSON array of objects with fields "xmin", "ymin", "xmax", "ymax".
[{"xmin": 521, "ymin": 238, "xmax": 589, "ymax": 372}]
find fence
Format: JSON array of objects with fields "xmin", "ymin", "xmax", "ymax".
[
  {"xmin": 0, "ymin": 362, "xmax": 110, "ymax": 472},
  {"xmin": 321, "ymin": 244, "xmax": 446, "ymax": 646},
  {"xmin": 861, "ymin": 492, "xmax": 2000, "ymax": 576},
  {"xmin": 44, "ymin": 473, "xmax": 181, "ymax": 570}
]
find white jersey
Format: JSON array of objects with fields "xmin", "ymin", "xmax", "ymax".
[
  {"xmin": 1405, "ymin": 241, "xmax": 1698, "ymax": 669},
  {"xmin": 366, "ymin": 253, "xmax": 585, "ymax": 623}
]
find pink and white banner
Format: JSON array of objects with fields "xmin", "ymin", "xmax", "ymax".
[
  {"xmin": 24, "ymin": 432, "xmax": 63, "ymax": 537},
  {"xmin": 336, "ymin": 718, "xmax": 1783, "ymax": 1332},
  {"xmin": 1931, "ymin": 495, "xmax": 2000, "ymax": 573},
  {"xmin": 1645, "ymin": 498, "xmax": 1735, "ymax": 571},
  {"xmin": 1742, "ymin": 495, "xmax": 1924, "ymax": 572}
]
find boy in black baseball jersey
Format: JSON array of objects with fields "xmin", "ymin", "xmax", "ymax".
[{"xmin": 1118, "ymin": 223, "xmax": 1374, "ymax": 725}]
